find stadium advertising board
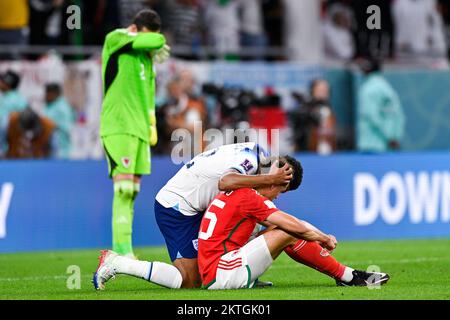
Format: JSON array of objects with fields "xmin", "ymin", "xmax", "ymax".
[{"xmin": 0, "ymin": 152, "xmax": 449, "ymax": 252}]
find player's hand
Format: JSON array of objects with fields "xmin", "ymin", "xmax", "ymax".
[
  {"xmin": 271, "ymin": 161, "xmax": 293, "ymax": 185},
  {"xmin": 321, "ymin": 235, "xmax": 337, "ymax": 251},
  {"xmin": 149, "ymin": 125, "xmax": 158, "ymax": 146},
  {"xmin": 152, "ymin": 44, "xmax": 171, "ymax": 64},
  {"xmin": 149, "ymin": 112, "xmax": 158, "ymax": 146}
]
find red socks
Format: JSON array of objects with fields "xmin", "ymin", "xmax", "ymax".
[{"xmin": 284, "ymin": 240, "xmax": 346, "ymax": 280}]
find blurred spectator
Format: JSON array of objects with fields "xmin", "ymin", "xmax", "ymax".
[
  {"xmin": 323, "ymin": 2, "xmax": 355, "ymax": 60},
  {"xmin": 282, "ymin": 0, "xmax": 322, "ymax": 62},
  {"xmin": 0, "ymin": 0, "xmax": 29, "ymax": 46},
  {"xmin": 356, "ymin": 57, "xmax": 405, "ymax": 152},
  {"xmin": 163, "ymin": 0, "xmax": 202, "ymax": 59},
  {"xmin": 0, "ymin": 70, "xmax": 28, "ymax": 154},
  {"xmin": 262, "ymin": 0, "xmax": 283, "ymax": 53},
  {"xmin": 6, "ymin": 107, "xmax": 55, "ymax": 159},
  {"xmin": 118, "ymin": 0, "xmax": 159, "ymax": 27},
  {"xmin": 157, "ymin": 76, "xmax": 206, "ymax": 154},
  {"xmin": 290, "ymin": 79, "xmax": 337, "ymax": 154},
  {"xmin": 238, "ymin": 0, "xmax": 267, "ymax": 58},
  {"xmin": 166, "ymin": 76, "xmax": 206, "ymax": 131},
  {"xmin": 393, "ymin": 0, "xmax": 447, "ymax": 59},
  {"xmin": 29, "ymin": 0, "xmax": 69, "ymax": 46},
  {"xmin": 203, "ymin": 0, "xmax": 241, "ymax": 56},
  {"xmin": 438, "ymin": 0, "xmax": 450, "ymax": 58},
  {"xmin": 80, "ymin": 0, "xmax": 120, "ymax": 45},
  {"xmin": 0, "ymin": 71, "xmax": 28, "ymax": 125},
  {"xmin": 352, "ymin": 0, "xmax": 394, "ymax": 59},
  {"xmin": 307, "ymin": 79, "xmax": 337, "ymax": 154},
  {"xmin": 179, "ymin": 69, "xmax": 204, "ymax": 100},
  {"xmin": 43, "ymin": 83, "xmax": 76, "ymax": 158},
  {"xmin": 0, "ymin": 0, "xmax": 29, "ymax": 59}
]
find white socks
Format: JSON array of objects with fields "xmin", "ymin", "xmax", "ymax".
[
  {"xmin": 341, "ymin": 266, "xmax": 355, "ymax": 282},
  {"xmin": 112, "ymin": 256, "xmax": 182, "ymax": 289},
  {"xmin": 113, "ymin": 255, "xmax": 151, "ymax": 279},
  {"xmin": 149, "ymin": 261, "xmax": 183, "ymax": 289}
]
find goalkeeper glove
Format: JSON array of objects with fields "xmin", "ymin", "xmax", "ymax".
[
  {"xmin": 152, "ymin": 44, "xmax": 171, "ymax": 64},
  {"xmin": 149, "ymin": 111, "xmax": 158, "ymax": 147}
]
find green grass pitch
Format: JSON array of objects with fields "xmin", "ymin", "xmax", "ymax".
[{"xmin": 1, "ymin": 239, "xmax": 449, "ymax": 300}]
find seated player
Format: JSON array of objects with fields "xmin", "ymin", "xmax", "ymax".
[
  {"xmin": 93, "ymin": 152, "xmax": 389, "ymax": 290},
  {"xmin": 94, "ymin": 142, "xmax": 294, "ymax": 289},
  {"xmin": 197, "ymin": 161, "xmax": 390, "ymax": 289}
]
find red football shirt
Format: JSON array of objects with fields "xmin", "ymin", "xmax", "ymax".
[{"xmin": 198, "ymin": 188, "xmax": 279, "ymax": 286}]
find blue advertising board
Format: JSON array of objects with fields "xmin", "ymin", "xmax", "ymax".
[{"xmin": 0, "ymin": 152, "xmax": 449, "ymax": 253}]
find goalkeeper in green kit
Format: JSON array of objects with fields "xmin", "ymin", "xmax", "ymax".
[{"xmin": 100, "ymin": 9, "xmax": 170, "ymax": 258}]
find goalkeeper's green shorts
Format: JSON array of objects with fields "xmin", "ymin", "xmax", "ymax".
[{"xmin": 102, "ymin": 134, "xmax": 151, "ymax": 178}]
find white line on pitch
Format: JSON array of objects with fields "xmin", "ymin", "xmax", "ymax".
[{"xmin": 0, "ymin": 274, "xmax": 93, "ymax": 282}]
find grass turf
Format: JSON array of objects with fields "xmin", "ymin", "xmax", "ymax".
[{"xmin": 1, "ymin": 239, "xmax": 449, "ymax": 300}]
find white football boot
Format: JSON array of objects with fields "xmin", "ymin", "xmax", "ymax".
[{"xmin": 92, "ymin": 250, "xmax": 118, "ymax": 290}]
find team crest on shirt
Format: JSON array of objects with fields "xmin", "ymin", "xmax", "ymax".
[
  {"xmin": 122, "ymin": 157, "xmax": 131, "ymax": 168},
  {"xmin": 192, "ymin": 239, "xmax": 199, "ymax": 251},
  {"xmin": 240, "ymin": 159, "xmax": 254, "ymax": 173}
]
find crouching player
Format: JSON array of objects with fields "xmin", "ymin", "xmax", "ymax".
[
  {"xmin": 198, "ymin": 165, "xmax": 391, "ymax": 289},
  {"xmin": 93, "ymin": 142, "xmax": 293, "ymax": 290}
]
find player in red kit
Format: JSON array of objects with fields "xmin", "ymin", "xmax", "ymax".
[{"xmin": 198, "ymin": 158, "xmax": 390, "ymax": 289}]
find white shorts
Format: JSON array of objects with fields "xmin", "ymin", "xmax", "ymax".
[{"xmin": 207, "ymin": 235, "xmax": 273, "ymax": 290}]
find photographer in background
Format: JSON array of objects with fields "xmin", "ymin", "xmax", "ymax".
[
  {"xmin": 155, "ymin": 76, "xmax": 206, "ymax": 155},
  {"xmin": 356, "ymin": 57, "xmax": 405, "ymax": 152},
  {"xmin": 290, "ymin": 79, "xmax": 337, "ymax": 154}
]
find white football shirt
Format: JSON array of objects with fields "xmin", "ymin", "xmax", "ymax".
[{"xmin": 156, "ymin": 142, "xmax": 265, "ymax": 216}]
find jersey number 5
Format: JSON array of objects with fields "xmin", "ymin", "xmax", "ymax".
[{"xmin": 199, "ymin": 199, "xmax": 225, "ymax": 240}]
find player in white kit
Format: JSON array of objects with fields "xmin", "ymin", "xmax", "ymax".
[{"xmin": 93, "ymin": 143, "xmax": 295, "ymax": 290}]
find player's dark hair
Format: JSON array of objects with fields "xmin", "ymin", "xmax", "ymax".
[
  {"xmin": 278, "ymin": 155, "xmax": 303, "ymax": 191},
  {"xmin": 133, "ymin": 9, "xmax": 161, "ymax": 32}
]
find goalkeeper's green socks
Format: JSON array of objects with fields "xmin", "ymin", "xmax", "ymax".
[{"xmin": 112, "ymin": 180, "xmax": 136, "ymax": 256}]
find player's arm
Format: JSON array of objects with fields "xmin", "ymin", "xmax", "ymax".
[
  {"xmin": 132, "ymin": 32, "xmax": 165, "ymax": 51},
  {"xmin": 265, "ymin": 210, "xmax": 336, "ymax": 251},
  {"xmin": 105, "ymin": 29, "xmax": 166, "ymax": 55},
  {"xmin": 218, "ymin": 164, "xmax": 293, "ymax": 191}
]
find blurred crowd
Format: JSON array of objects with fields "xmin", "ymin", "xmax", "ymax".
[
  {"xmin": 0, "ymin": 0, "xmax": 437, "ymax": 159},
  {"xmin": 0, "ymin": 0, "xmax": 449, "ymax": 62},
  {"xmin": 154, "ymin": 55, "xmax": 405, "ymax": 156},
  {"xmin": 0, "ymin": 70, "xmax": 75, "ymax": 159},
  {"xmin": 0, "ymin": 58, "xmax": 406, "ymax": 159}
]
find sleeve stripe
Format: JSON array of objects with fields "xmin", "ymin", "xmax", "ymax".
[
  {"xmin": 264, "ymin": 200, "xmax": 277, "ymax": 209},
  {"xmin": 229, "ymin": 166, "xmax": 246, "ymax": 175}
]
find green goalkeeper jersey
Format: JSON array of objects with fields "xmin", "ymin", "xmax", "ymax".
[{"xmin": 100, "ymin": 29, "xmax": 166, "ymax": 142}]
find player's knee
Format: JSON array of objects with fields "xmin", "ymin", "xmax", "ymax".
[
  {"xmin": 174, "ymin": 261, "xmax": 202, "ymax": 289},
  {"xmin": 282, "ymin": 232, "xmax": 297, "ymax": 246},
  {"xmin": 181, "ymin": 274, "xmax": 201, "ymax": 289},
  {"xmin": 268, "ymin": 228, "xmax": 297, "ymax": 246},
  {"xmin": 114, "ymin": 180, "xmax": 135, "ymax": 199}
]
